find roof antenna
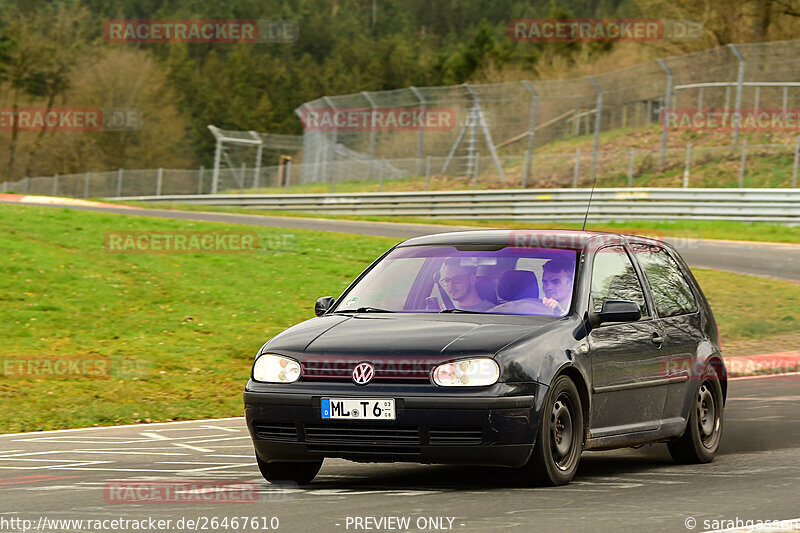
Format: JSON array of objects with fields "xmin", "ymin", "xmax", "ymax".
[{"xmin": 581, "ymin": 172, "xmax": 598, "ymax": 231}]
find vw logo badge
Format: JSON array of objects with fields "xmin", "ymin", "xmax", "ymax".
[{"xmin": 352, "ymin": 362, "xmax": 374, "ymax": 385}]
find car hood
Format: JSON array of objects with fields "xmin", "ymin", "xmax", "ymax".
[{"xmin": 262, "ymin": 313, "xmax": 555, "ymax": 359}]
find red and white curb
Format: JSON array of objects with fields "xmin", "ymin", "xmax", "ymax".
[
  {"xmin": 0, "ymin": 193, "xmax": 135, "ymax": 209},
  {"xmin": 725, "ymin": 351, "xmax": 800, "ymax": 380}
]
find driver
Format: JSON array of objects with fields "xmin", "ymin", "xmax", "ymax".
[
  {"xmin": 541, "ymin": 259, "xmax": 574, "ymax": 315},
  {"xmin": 438, "ymin": 258, "xmax": 494, "ymax": 312}
]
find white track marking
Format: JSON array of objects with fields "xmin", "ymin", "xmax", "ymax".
[
  {"xmin": 730, "ymin": 371, "xmax": 800, "ymax": 381},
  {"xmin": 170, "ymin": 443, "xmax": 214, "ymax": 453},
  {"xmin": 201, "ymin": 425, "xmax": 240, "ymax": 433},
  {"xmin": 0, "ymin": 417, "xmax": 244, "ymax": 438},
  {"xmin": 177, "ymin": 436, "xmax": 250, "ymax": 444},
  {"xmin": 139, "ymin": 432, "xmax": 172, "ymax": 440}
]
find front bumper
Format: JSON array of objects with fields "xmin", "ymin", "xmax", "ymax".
[{"xmin": 244, "ymin": 381, "xmax": 544, "ymax": 468}]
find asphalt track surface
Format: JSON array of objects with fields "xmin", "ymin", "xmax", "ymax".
[
  {"xmin": 0, "ymin": 376, "xmax": 797, "ymax": 533},
  {"xmin": 2, "ymin": 199, "xmax": 800, "ymax": 281}
]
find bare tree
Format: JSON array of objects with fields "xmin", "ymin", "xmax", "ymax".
[{"xmin": 0, "ymin": 2, "xmax": 93, "ymax": 178}]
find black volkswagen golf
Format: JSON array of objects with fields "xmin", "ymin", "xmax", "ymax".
[{"xmin": 244, "ymin": 230, "xmax": 726, "ymax": 486}]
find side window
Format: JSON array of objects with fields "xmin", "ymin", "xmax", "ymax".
[
  {"xmin": 590, "ymin": 246, "xmax": 649, "ymax": 318},
  {"xmin": 633, "ymin": 245, "xmax": 697, "ymax": 317}
]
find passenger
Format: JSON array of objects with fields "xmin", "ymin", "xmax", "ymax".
[
  {"xmin": 541, "ymin": 259, "xmax": 575, "ymax": 315},
  {"xmin": 439, "ymin": 258, "xmax": 494, "ymax": 312}
]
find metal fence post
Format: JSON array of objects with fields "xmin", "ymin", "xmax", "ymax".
[
  {"xmin": 783, "ymin": 86, "xmax": 789, "ymax": 113},
  {"xmin": 572, "ymin": 148, "xmax": 581, "ymax": 188},
  {"xmin": 464, "ymin": 83, "xmax": 506, "ymax": 182},
  {"xmin": 378, "ymin": 158, "xmax": 385, "ymax": 191},
  {"xmin": 425, "ymin": 155, "xmax": 431, "ymax": 190},
  {"xmin": 683, "ymin": 143, "xmax": 692, "ymax": 188},
  {"xmin": 117, "ymin": 168, "xmax": 124, "ymax": 197},
  {"xmin": 754, "ymin": 85, "xmax": 760, "ymax": 115},
  {"xmin": 211, "ymin": 137, "xmax": 221, "ymax": 194},
  {"xmin": 656, "ymin": 59, "xmax": 673, "ymax": 167},
  {"xmin": 738, "ymin": 140, "xmax": 748, "ymax": 187},
  {"xmin": 521, "ymin": 81, "xmax": 538, "ymax": 188},
  {"xmin": 361, "ymin": 91, "xmax": 378, "ymax": 180},
  {"xmin": 627, "ymin": 148, "xmax": 636, "ymax": 187},
  {"xmin": 250, "ymin": 130, "xmax": 263, "ymax": 188},
  {"xmin": 52, "ymin": 173, "xmax": 59, "ymax": 196},
  {"xmin": 409, "ymin": 86, "xmax": 426, "ymax": 176},
  {"xmin": 587, "ymin": 77, "xmax": 603, "ymax": 180},
  {"xmin": 156, "ymin": 167, "xmax": 163, "ymax": 196},
  {"xmin": 323, "ymin": 96, "xmax": 339, "ymax": 188},
  {"xmin": 472, "ymin": 152, "xmax": 480, "ymax": 190},
  {"xmin": 729, "ymin": 44, "xmax": 745, "ymax": 146},
  {"xmin": 285, "ymin": 159, "xmax": 292, "ymax": 192},
  {"xmin": 792, "ymin": 136, "xmax": 800, "ymax": 188},
  {"xmin": 198, "ymin": 166, "xmax": 204, "ymax": 194},
  {"xmin": 522, "ymin": 151, "xmax": 530, "ymax": 189},
  {"xmin": 83, "ymin": 172, "xmax": 90, "ymax": 198}
]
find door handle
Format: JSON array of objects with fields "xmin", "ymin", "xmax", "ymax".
[{"xmin": 651, "ymin": 332, "xmax": 665, "ymax": 345}]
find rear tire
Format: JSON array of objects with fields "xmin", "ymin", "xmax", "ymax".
[
  {"xmin": 520, "ymin": 375, "xmax": 584, "ymax": 486},
  {"xmin": 256, "ymin": 456, "xmax": 323, "ymax": 485},
  {"xmin": 668, "ymin": 363, "xmax": 724, "ymax": 464}
]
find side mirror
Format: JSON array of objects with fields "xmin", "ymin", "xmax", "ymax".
[
  {"xmin": 595, "ymin": 300, "xmax": 641, "ymax": 325},
  {"xmin": 315, "ymin": 296, "xmax": 336, "ymax": 316}
]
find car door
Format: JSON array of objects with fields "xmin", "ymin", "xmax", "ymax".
[
  {"xmin": 588, "ymin": 245, "xmax": 668, "ymax": 436},
  {"xmin": 630, "ymin": 244, "xmax": 704, "ymax": 424}
]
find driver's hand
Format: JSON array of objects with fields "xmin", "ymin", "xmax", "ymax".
[
  {"xmin": 425, "ymin": 297, "xmax": 443, "ymax": 311},
  {"xmin": 542, "ymin": 297, "xmax": 563, "ymax": 314}
]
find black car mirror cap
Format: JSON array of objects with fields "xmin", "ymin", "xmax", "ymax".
[
  {"xmin": 315, "ymin": 296, "xmax": 336, "ymax": 316},
  {"xmin": 595, "ymin": 299, "xmax": 642, "ymax": 325}
]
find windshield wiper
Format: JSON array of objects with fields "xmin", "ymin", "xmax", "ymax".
[
  {"xmin": 439, "ymin": 308, "xmax": 484, "ymax": 314},
  {"xmin": 334, "ymin": 307, "xmax": 395, "ymax": 313}
]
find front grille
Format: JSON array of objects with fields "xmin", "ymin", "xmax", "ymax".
[
  {"xmin": 304, "ymin": 423, "xmax": 420, "ymax": 445},
  {"xmin": 428, "ymin": 426, "xmax": 483, "ymax": 445},
  {"xmin": 300, "ymin": 357, "xmax": 438, "ymax": 382},
  {"xmin": 253, "ymin": 422, "xmax": 298, "ymax": 441}
]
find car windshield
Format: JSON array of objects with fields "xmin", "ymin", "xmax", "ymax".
[{"xmin": 333, "ymin": 245, "xmax": 578, "ymax": 316}]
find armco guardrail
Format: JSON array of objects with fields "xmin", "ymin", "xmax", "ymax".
[{"xmin": 113, "ymin": 188, "xmax": 800, "ymax": 223}]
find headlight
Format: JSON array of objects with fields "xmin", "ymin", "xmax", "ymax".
[
  {"xmin": 252, "ymin": 353, "xmax": 301, "ymax": 383},
  {"xmin": 432, "ymin": 358, "xmax": 499, "ymax": 387}
]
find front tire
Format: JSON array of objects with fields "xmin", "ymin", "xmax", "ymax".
[
  {"xmin": 521, "ymin": 375, "xmax": 584, "ymax": 486},
  {"xmin": 668, "ymin": 363, "xmax": 724, "ymax": 463},
  {"xmin": 256, "ymin": 456, "xmax": 323, "ymax": 485}
]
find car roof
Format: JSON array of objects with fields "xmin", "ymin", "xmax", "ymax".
[{"xmin": 397, "ymin": 229, "xmax": 673, "ymax": 252}]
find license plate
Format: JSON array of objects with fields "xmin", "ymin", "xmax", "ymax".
[{"xmin": 321, "ymin": 398, "xmax": 395, "ymax": 420}]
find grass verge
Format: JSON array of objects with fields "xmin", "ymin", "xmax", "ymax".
[{"xmin": 1, "ymin": 203, "xmax": 797, "ymax": 432}]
